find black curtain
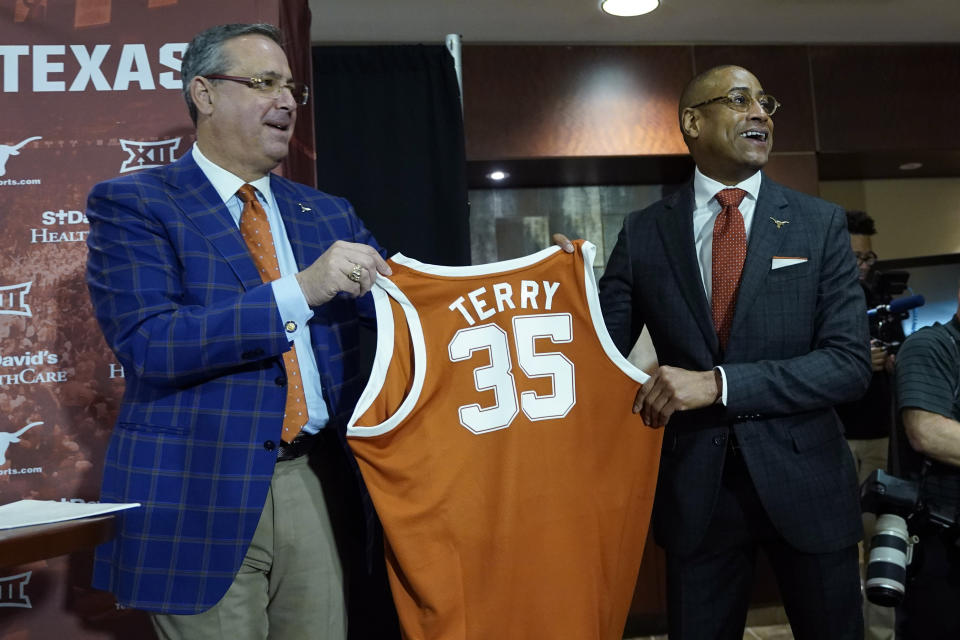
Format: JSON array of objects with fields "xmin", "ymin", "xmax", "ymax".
[
  {"xmin": 312, "ymin": 44, "xmax": 469, "ymax": 640},
  {"xmin": 312, "ymin": 45, "xmax": 470, "ymax": 266}
]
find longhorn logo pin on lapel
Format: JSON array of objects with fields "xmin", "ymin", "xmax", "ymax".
[
  {"xmin": 769, "ymin": 217, "xmax": 789, "ymax": 229},
  {"xmin": 298, "ymin": 203, "xmax": 312, "ymax": 213}
]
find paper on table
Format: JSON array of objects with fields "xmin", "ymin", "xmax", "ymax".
[{"xmin": 0, "ymin": 499, "xmax": 141, "ymax": 530}]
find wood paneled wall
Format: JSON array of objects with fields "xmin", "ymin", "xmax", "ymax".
[
  {"xmin": 462, "ymin": 43, "xmax": 960, "ymax": 193},
  {"xmin": 463, "ymin": 45, "xmax": 691, "ymax": 159},
  {"xmin": 462, "ymin": 44, "xmax": 822, "ymax": 160},
  {"xmin": 810, "ymin": 45, "xmax": 960, "ymax": 152}
]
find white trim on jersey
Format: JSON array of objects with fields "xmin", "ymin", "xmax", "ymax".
[
  {"xmin": 581, "ymin": 242, "xmax": 650, "ymax": 385},
  {"xmin": 390, "ymin": 244, "xmax": 562, "ymax": 277},
  {"xmin": 346, "ymin": 241, "xmax": 649, "ymax": 438},
  {"xmin": 347, "ymin": 278, "xmax": 428, "ymax": 437}
]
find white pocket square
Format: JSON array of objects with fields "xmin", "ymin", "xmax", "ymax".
[{"xmin": 771, "ymin": 256, "xmax": 807, "ymax": 270}]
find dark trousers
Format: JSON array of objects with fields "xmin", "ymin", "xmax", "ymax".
[
  {"xmin": 898, "ymin": 525, "xmax": 960, "ymax": 639},
  {"xmin": 666, "ymin": 445, "xmax": 864, "ymax": 640}
]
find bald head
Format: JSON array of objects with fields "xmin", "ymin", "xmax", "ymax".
[{"xmin": 678, "ymin": 64, "xmax": 742, "ymax": 122}]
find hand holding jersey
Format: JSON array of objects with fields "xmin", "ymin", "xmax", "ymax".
[
  {"xmin": 296, "ymin": 239, "xmax": 391, "ymax": 305},
  {"xmin": 552, "ymin": 232, "xmax": 722, "ymax": 427}
]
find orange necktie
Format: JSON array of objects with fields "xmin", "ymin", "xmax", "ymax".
[
  {"xmin": 237, "ymin": 184, "xmax": 307, "ymax": 442},
  {"xmin": 711, "ymin": 188, "xmax": 748, "ymax": 350}
]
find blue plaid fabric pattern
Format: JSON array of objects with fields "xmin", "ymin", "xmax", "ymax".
[{"xmin": 86, "ymin": 150, "xmax": 381, "ymax": 613}]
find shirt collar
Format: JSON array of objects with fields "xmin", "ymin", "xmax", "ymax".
[
  {"xmin": 693, "ymin": 167, "xmax": 762, "ymax": 210},
  {"xmin": 192, "ymin": 142, "xmax": 272, "ymax": 204}
]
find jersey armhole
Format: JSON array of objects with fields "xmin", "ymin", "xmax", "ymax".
[
  {"xmin": 346, "ymin": 276, "xmax": 427, "ymax": 437},
  {"xmin": 581, "ymin": 241, "xmax": 650, "ymax": 385}
]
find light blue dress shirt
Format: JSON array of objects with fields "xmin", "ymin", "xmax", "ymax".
[{"xmin": 193, "ymin": 143, "xmax": 329, "ymax": 434}]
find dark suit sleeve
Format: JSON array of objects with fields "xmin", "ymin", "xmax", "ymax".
[
  {"xmin": 341, "ymin": 199, "xmax": 383, "ymax": 327},
  {"xmin": 722, "ymin": 205, "xmax": 871, "ymax": 415},
  {"xmin": 599, "ymin": 216, "xmax": 641, "ymax": 356},
  {"xmin": 86, "ymin": 178, "xmax": 290, "ymax": 388}
]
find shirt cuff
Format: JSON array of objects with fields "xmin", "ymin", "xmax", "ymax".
[
  {"xmin": 271, "ymin": 274, "xmax": 314, "ymax": 341},
  {"xmin": 714, "ymin": 366, "xmax": 729, "ymax": 406}
]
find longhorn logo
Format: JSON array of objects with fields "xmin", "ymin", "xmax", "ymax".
[
  {"xmin": 0, "ymin": 422, "xmax": 42, "ymax": 466},
  {"xmin": 0, "ymin": 136, "xmax": 41, "ymax": 177}
]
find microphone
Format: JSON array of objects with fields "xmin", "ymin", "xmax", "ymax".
[{"xmin": 867, "ymin": 294, "xmax": 925, "ymax": 316}]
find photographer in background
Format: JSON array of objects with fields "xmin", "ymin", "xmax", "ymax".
[
  {"xmin": 838, "ymin": 211, "xmax": 899, "ymax": 485},
  {"xmin": 894, "ymin": 283, "xmax": 960, "ymax": 638},
  {"xmin": 837, "ymin": 210, "xmax": 899, "ymax": 640}
]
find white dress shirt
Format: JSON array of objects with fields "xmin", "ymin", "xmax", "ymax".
[{"xmin": 690, "ymin": 167, "xmax": 763, "ymax": 405}]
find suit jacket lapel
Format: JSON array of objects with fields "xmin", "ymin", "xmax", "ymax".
[
  {"xmin": 162, "ymin": 150, "xmax": 263, "ymax": 290},
  {"xmin": 271, "ymin": 176, "xmax": 317, "ymax": 271},
  {"xmin": 657, "ymin": 183, "xmax": 720, "ymax": 355},
  {"xmin": 729, "ymin": 174, "xmax": 789, "ymax": 338}
]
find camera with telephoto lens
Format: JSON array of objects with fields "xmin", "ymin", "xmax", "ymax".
[
  {"xmin": 860, "ymin": 467, "xmax": 959, "ymax": 606},
  {"xmin": 865, "ymin": 270, "xmax": 912, "ymax": 355}
]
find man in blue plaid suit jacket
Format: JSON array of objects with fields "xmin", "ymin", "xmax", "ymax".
[
  {"xmin": 85, "ymin": 24, "xmax": 390, "ymax": 639},
  {"xmin": 558, "ymin": 65, "xmax": 872, "ymax": 639}
]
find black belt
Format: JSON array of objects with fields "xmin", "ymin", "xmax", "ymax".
[{"xmin": 276, "ymin": 430, "xmax": 322, "ymax": 462}]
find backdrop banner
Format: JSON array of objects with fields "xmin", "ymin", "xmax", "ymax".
[{"xmin": 0, "ymin": 1, "xmax": 306, "ymax": 636}]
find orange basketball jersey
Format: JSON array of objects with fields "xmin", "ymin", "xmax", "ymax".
[{"xmin": 347, "ymin": 240, "xmax": 663, "ymax": 640}]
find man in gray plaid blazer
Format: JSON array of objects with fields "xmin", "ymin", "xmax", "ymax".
[
  {"xmin": 86, "ymin": 23, "xmax": 390, "ymax": 639},
  {"xmin": 560, "ymin": 65, "xmax": 871, "ymax": 639}
]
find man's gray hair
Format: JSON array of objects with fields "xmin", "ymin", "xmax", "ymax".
[{"xmin": 181, "ymin": 23, "xmax": 283, "ymax": 125}]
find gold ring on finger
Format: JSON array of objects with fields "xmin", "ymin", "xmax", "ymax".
[{"xmin": 348, "ymin": 263, "xmax": 363, "ymax": 283}]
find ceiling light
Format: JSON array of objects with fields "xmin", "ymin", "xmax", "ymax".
[
  {"xmin": 898, "ymin": 162, "xmax": 923, "ymax": 171},
  {"xmin": 487, "ymin": 170, "xmax": 509, "ymax": 181},
  {"xmin": 600, "ymin": 0, "xmax": 660, "ymax": 17}
]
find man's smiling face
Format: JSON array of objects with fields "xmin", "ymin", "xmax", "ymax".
[
  {"xmin": 682, "ymin": 66, "xmax": 774, "ymax": 185},
  {"xmin": 200, "ymin": 34, "xmax": 297, "ymax": 182}
]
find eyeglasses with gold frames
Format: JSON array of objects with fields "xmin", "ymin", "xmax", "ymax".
[
  {"xmin": 205, "ymin": 74, "xmax": 309, "ymax": 106},
  {"xmin": 689, "ymin": 91, "xmax": 780, "ymax": 116}
]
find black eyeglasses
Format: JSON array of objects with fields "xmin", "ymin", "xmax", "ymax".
[
  {"xmin": 855, "ymin": 251, "xmax": 878, "ymax": 265},
  {"xmin": 689, "ymin": 91, "xmax": 780, "ymax": 116},
  {"xmin": 205, "ymin": 74, "xmax": 309, "ymax": 106}
]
